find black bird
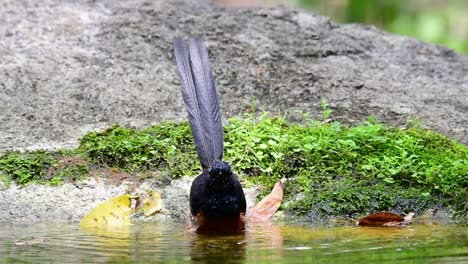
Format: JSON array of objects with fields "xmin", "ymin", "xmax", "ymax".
[{"xmin": 173, "ymin": 37, "xmax": 247, "ymax": 233}]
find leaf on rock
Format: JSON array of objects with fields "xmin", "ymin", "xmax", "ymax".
[
  {"xmin": 358, "ymin": 211, "xmax": 414, "ymax": 227},
  {"xmin": 80, "ymin": 195, "xmax": 134, "ymax": 227},
  {"xmin": 248, "ymin": 181, "xmax": 284, "ymax": 223},
  {"xmin": 141, "ymin": 191, "xmax": 163, "ymax": 216}
]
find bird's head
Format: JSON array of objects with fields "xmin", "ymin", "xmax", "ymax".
[{"xmin": 208, "ymin": 160, "xmax": 231, "ymax": 179}]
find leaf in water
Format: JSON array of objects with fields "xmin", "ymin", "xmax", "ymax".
[
  {"xmin": 358, "ymin": 211, "xmax": 415, "ymax": 227},
  {"xmin": 80, "ymin": 195, "xmax": 134, "ymax": 227},
  {"xmin": 141, "ymin": 191, "xmax": 163, "ymax": 216},
  {"xmin": 15, "ymin": 238, "xmax": 47, "ymax": 246},
  {"xmin": 248, "ymin": 181, "xmax": 284, "ymax": 223}
]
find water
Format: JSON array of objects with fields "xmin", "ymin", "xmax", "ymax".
[{"xmin": 1, "ymin": 221, "xmax": 466, "ymax": 263}]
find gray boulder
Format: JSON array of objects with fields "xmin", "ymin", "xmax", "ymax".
[
  {"xmin": 0, "ymin": 0, "xmax": 467, "ymax": 152},
  {"xmin": 1, "ymin": 0, "xmax": 467, "ymax": 223}
]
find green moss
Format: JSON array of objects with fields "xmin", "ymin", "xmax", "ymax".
[
  {"xmin": 77, "ymin": 122, "xmax": 198, "ymax": 176},
  {"xmin": 223, "ymin": 114, "xmax": 467, "ymax": 217},
  {"xmin": 0, "ymin": 151, "xmax": 57, "ymax": 186},
  {"xmin": 0, "ymin": 151, "xmax": 90, "ymax": 187},
  {"xmin": 47, "ymin": 156, "xmax": 90, "ymax": 186},
  {"xmin": 1, "ymin": 113, "xmax": 466, "ymax": 217}
]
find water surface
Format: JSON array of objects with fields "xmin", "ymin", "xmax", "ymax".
[{"xmin": 1, "ymin": 221, "xmax": 466, "ymax": 263}]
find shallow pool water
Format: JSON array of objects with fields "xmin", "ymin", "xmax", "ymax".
[{"xmin": 1, "ymin": 221, "xmax": 466, "ymax": 263}]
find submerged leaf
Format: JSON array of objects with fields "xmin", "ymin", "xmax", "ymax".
[
  {"xmin": 15, "ymin": 238, "xmax": 47, "ymax": 246},
  {"xmin": 80, "ymin": 195, "xmax": 134, "ymax": 227},
  {"xmin": 248, "ymin": 181, "xmax": 284, "ymax": 223}
]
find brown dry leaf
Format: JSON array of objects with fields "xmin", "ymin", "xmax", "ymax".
[
  {"xmin": 358, "ymin": 211, "xmax": 414, "ymax": 227},
  {"xmin": 248, "ymin": 181, "xmax": 284, "ymax": 223}
]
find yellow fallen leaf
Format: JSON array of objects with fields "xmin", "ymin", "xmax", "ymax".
[
  {"xmin": 80, "ymin": 195, "xmax": 134, "ymax": 227},
  {"xmin": 141, "ymin": 191, "xmax": 162, "ymax": 216}
]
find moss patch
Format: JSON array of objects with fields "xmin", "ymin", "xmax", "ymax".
[
  {"xmin": 78, "ymin": 122, "xmax": 198, "ymax": 177},
  {"xmin": 223, "ymin": 114, "xmax": 467, "ymax": 218},
  {"xmin": 1, "ymin": 114, "xmax": 466, "ymax": 218},
  {"xmin": 0, "ymin": 150, "xmax": 57, "ymax": 186}
]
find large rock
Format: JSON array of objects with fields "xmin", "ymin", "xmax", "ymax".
[
  {"xmin": 0, "ymin": 0, "xmax": 467, "ymax": 151},
  {"xmin": 1, "ymin": 0, "xmax": 467, "ymax": 223}
]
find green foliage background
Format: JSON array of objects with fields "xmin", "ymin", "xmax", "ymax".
[{"xmin": 295, "ymin": 0, "xmax": 468, "ymax": 54}]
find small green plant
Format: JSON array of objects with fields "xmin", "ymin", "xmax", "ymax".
[{"xmin": 321, "ymin": 99, "xmax": 333, "ymax": 121}]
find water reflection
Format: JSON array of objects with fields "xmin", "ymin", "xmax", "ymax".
[
  {"xmin": 186, "ymin": 222, "xmax": 285, "ymax": 263},
  {"xmin": 187, "ymin": 233, "xmax": 246, "ymax": 263},
  {"xmin": 79, "ymin": 225, "xmax": 133, "ymax": 263},
  {"xmin": 0, "ymin": 221, "xmax": 467, "ymax": 263}
]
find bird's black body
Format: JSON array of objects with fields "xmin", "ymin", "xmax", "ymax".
[
  {"xmin": 173, "ymin": 37, "xmax": 246, "ymax": 232},
  {"xmin": 190, "ymin": 160, "xmax": 246, "ymax": 219}
]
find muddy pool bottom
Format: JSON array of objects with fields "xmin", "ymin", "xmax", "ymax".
[{"xmin": 1, "ymin": 221, "xmax": 466, "ymax": 263}]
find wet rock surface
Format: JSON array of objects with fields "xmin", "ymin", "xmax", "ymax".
[{"xmin": 0, "ymin": 0, "xmax": 467, "ymax": 222}]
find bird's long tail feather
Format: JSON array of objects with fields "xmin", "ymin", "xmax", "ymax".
[{"xmin": 173, "ymin": 37, "xmax": 224, "ymax": 169}]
